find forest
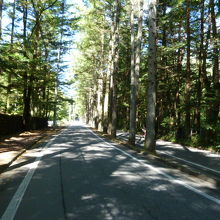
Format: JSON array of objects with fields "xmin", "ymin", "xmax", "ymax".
[
  {"xmin": 0, "ymin": 0, "xmax": 219, "ymax": 152},
  {"xmin": 0, "ymin": 0, "xmax": 75, "ymax": 130}
]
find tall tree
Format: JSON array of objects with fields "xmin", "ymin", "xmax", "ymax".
[
  {"xmin": 73, "ymin": 0, "xmax": 219, "ymax": 148},
  {"xmin": 22, "ymin": 0, "xmax": 31, "ymax": 129},
  {"xmin": 53, "ymin": 0, "xmax": 65, "ymax": 127},
  {"xmin": 129, "ymin": 0, "xmax": 143, "ymax": 145},
  {"xmin": 184, "ymin": 0, "xmax": 191, "ymax": 137},
  {"xmin": 0, "ymin": 0, "xmax": 3, "ymax": 39},
  {"xmin": 209, "ymin": 0, "xmax": 219, "ymax": 124},
  {"xmin": 108, "ymin": 0, "xmax": 120, "ymax": 137},
  {"xmin": 145, "ymin": 0, "xmax": 157, "ymax": 152},
  {"xmin": 129, "ymin": 0, "xmax": 135, "ymax": 142},
  {"xmin": 196, "ymin": 0, "xmax": 205, "ymax": 134}
]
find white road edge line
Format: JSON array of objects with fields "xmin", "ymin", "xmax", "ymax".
[
  {"xmin": 86, "ymin": 126, "xmax": 220, "ymax": 206},
  {"xmin": 118, "ymin": 133, "xmax": 220, "ymax": 175},
  {"xmin": 158, "ymin": 151, "xmax": 220, "ymax": 175},
  {"xmin": 1, "ymin": 128, "xmax": 67, "ymax": 220}
]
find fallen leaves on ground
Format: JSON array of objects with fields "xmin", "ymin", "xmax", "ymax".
[{"xmin": 0, "ymin": 127, "xmax": 64, "ymax": 153}]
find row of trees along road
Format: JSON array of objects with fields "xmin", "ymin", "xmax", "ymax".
[
  {"xmin": 73, "ymin": 0, "xmax": 219, "ymax": 152},
  {"xmin": 0, "ymin": 0, "xmax": 76, "ymax": 129}
]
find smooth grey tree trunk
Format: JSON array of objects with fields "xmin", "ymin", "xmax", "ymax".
[
  {"xmin": 129, "ymin": 0, "xmax": 136, "ymax": 144},
  {"xmin": 53, "ymin": 0, "xmax": 65, "ymax": 127},
  {"xmin": 145, "ymin": 0, "xmax": 157, "ymax": 152},
  {"xmin": 109, "ymin": 0, "xmax": 120, "ymax": 137},
  {"xmin": 129, "ymin": 0, "xmax": 143, "ymax": 145},
  {"xmin": 106, "ymin": 16, "xmax": 114, "ymax": 134},
  {"xmin": 111, "ymin": 0, "xmax": 120, "ymax": 137}
]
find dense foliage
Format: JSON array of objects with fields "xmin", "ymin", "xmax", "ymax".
[
  {"xmin": 0, "ymin": 0, "xmax": 76, "ymax": 128},
  {"xmin": 73, "ymin": 0, "xmax": 219, "ymax": 149},
  {"xmin": 0, "ymin": 0, "xmax": 219, "ymax": 149}
]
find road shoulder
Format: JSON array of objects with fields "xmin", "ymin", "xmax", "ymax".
[
  {"xmin": 91, "ymin": 127, "xmax": 220, "ymax": 191},
  {"xmin": 0, "ymin": 127, "xmax": 65, "ymax": 174}
]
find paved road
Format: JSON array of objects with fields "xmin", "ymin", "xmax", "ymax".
[
  {"xmin": 0, "ymin": 124, "xmax": 220, "ymax": 220},
  {"xmin": 117, "ymin": 132, "xmax": 220, "ymax": 180}
]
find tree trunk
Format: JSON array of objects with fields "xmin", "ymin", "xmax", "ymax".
[
  {"xmin": 196, "ymin": 0, "xmax": 205, "ymax": 134},
  {"xmin": 129, "ymin": 0, "xmax": 143, "ymax": 145},
  {"xmin": 22, "ymin": 0, "xmax": 31, "ymax": 130},
  {"xmin": 108, "ymin": 0, "xmax": 120, "ymax": 138},
  {"xmin": 210, "ymin": 0, "xmax": 219, "ymax": 85},
  {"xmin": 97, "ymin": 32, "xmax": 104, "ymax": 131},
  {"xmin": 53, "ymin": 0, "xmax": 65, "ymax": 127},
  {"xmin": 175, "ymin": 24, "xmax": 184, "ymax": 139},
  {"xmin": 202, "ymin": 14, "xmax": 211, "ymax": 91},
  {"xmin": 104, "ymin": 13, "xmax": 115, "ymax": 133},
  {"xmin": 145, "ymin": 0, "xmax": 157, "ymax": 152},
  {"xmin": 42, "ymin": 43, "xmax": 49, "ymax": 117},
  {"xmin": 129, "ymin": 0, "xmax": 136, "ymax": 144},
  {"xmin": 0, "ymin": 0, "xmax": 3, "ymax": 92},
  {"xmin": 184, "ymin": 0, "xmax": 191, "ymax": 137},
  {"xmin": 100, "ymin": 33, "xmax": 107, "ymax": 132},
  {"xmin": 111, "ymin": 53, "xmax": 118, "ymax": 137},
  {"xmin": 0, "ymin": 0, "xmax": 3, "ymax": 39},
  {"xmin": 209, "ymin": 0, "xmax": 219, "ymax": 123},
  {"xmin": 102, "ymin": 73, "xmax": 108, "ymax": 133},
  {"xmin": 111, "ymin": 0, "xmax": 120, "ymax": 138}
]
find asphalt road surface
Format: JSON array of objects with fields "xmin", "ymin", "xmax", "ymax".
[
  {"xmin": 0, "ymin": 123, "xmax": 220, "ymax": 220},
  {"xmin": 117, "ymin": 131, "xmax": 220, "ymax": 178}
]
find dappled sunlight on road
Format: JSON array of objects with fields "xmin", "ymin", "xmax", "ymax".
[
  {"xmin": 117, "ymin": 131, "xmax": 220, "ymax": 181},
  {"xmin": 81, "ymin": 193, "xmax": 98, "ymax": 201},
  {"xmin": 111, "ymin": 169, "xmax": 144, "ymax": 182},
  {"xmin": 1, "ymin": 125, "xmax": 220, "ymax": 220},
  {"xmin": 58, "ymin": 126, "xmax": 220, "ymax": 218}
]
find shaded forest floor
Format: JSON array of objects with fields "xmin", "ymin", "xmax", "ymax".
[{"xmin": 0, "ymin": 127, "xmax": 64, "ymax": 153}]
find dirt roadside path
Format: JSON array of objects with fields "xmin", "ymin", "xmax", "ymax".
[{"xmin": 0, "ymin": 127, "xmax": 65, "ymax": 173}]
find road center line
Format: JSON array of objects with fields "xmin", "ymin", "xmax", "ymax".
[
  {"xmin": 86, "ymin": 126, "xmax": 220, "ymax": 206},
  {"xmin": 1, "ymin": 128, "xmax": 67, "ymax": 220}
]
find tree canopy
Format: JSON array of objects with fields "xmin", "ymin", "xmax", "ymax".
[
  {"xmin": 72, "ymin": 0, "xmax": 220, "ymax": 150},
  {"xmin": 0, "ymin": 0, "xmax": 77, "ymax": 128},
  {"xmin": 0, "ymin": 0, "xmax": 219, "ymax": 150}
]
